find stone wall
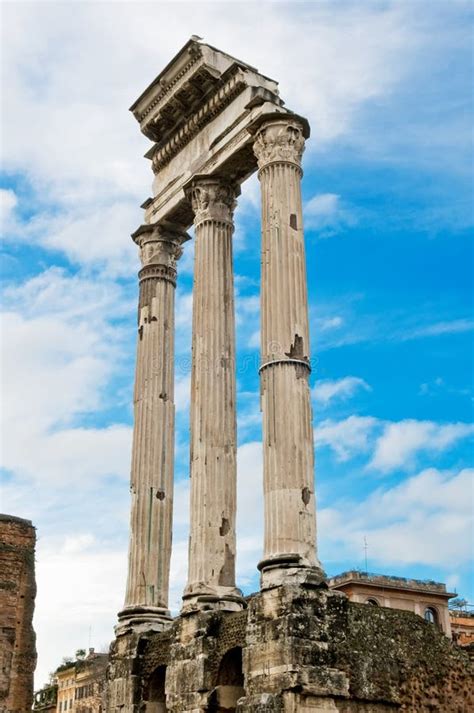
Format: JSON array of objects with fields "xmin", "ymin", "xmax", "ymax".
[
  {"xmin": 106, "ymin": 584, "xmax": 473, "ymax": 712},
  {"xmin": 0, "ymin": 514, "xmax": 37, "ymax": 713},
  {"xmin": 341, "ymin": 602, "xmax": 473, "ymax": 712}
]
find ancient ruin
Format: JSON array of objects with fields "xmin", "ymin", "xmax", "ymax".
[
  {"xmin": 0, "ymin": 514, "xmax": 37, "ymax": 713},
  {"xmin": 106, "ymin": 39, "xmax": 473, "ymax": 711}
]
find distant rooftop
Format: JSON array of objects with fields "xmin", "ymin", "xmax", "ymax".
[{"xmin": 327, "ymin": 570, "xmax": 456, "ymax": 596}]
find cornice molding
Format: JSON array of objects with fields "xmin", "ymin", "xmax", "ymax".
[{"xmin": 150, "ymin": 68, "xmax": 247, "ymax": 174}]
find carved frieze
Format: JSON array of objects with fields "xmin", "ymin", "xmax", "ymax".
[
  {"xmin": 150, "ymin": 70, "xmax": 247, "ymax": 174},
  {"xmin": 253, "ymin": 118, "xmax": 306, "ymax": 170}
]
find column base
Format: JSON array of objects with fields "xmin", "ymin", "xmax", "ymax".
[
  {"xmin": 181, "ymin": 584, "xmax": 246, "ymax": 615},
  {"xmin": 115, "ymin": 605, "xmax": 173, "ymax": 635},
  {"xmin": 258, "ymin": 553, "xmax": 326, "ymax": 590}
]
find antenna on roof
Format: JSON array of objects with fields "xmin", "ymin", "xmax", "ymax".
[{"xmin": 364, "ymin": 536, "xmax": 368, "ymax": 575}]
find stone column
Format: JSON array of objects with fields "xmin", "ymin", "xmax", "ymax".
[
  {"xmin": 252, "ymin": 115, "xmax": 324, "ymax": 588},
  {"xmin": 182, "ymin": 175, "xmax": 244, "ymax": 613},
  {"xmin": 117, "ymin": 221, "xmax": 189, "ymax": 632}
]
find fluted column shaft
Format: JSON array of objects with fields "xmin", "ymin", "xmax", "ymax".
[
  {"xmin": 118, "ymin": 222, "xmax": 189, "ymax": 632},
  {"xmin": 253, "ymin": 117, "xmax": 323, "ymax": 586},
  {"xmin": 183, "ymin": 176, "xmax": 243, "ymax": 612}
]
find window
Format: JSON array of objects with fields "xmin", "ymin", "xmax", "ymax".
[
  {"xmin": 366, "ymin": 598, "xmax": 379, "ymax": 606},
  {"xmin": 424, "ymin": 607, "xmax": 437, "ymax": 624}
]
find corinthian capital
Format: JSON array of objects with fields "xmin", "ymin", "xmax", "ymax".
[
  {"xmin": 253, "ymin": 117, "xmax": 306, "ymax": 170},
  {"xmin": 132, "ymin": 222, "xmax": 190, "ymax": 269},
  {"xmin": 185, "ymin": 175, "xmax": 240, "ymax": 227}
]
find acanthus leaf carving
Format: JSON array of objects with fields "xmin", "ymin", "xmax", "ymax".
[
  {"xmin": 186, "ymin": 177, "xmax": 239, "ymax": 226},
  {"xmin": 253, "ymin": 119, "xmax": 305, "ymax": 170},
  {"xmin": 132, "ymin": 224, "xmax": 188, "ymax": 269}
]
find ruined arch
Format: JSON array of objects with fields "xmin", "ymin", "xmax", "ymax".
[
  {"xmin": 145, "ymin": 664, "xmax": 167, "ymax": 713},
  {"xmin": 208, "ymin": 647, "xmax": 245, "ymax": 712}
]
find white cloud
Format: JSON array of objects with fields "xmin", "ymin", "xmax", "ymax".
[
  {"xmin": 313, "ymin": 376, "xmax": 371, "ymax": 405},
  {"xmin": 39, "ymin": 204, "xmax": 140, "ymax": 277},
  {"xmin": 316, "ymin": 316, "xmax": 344, "ymax": 332},
  {"xmin": 175, "ymin": 374, "xmax": 191, "ymax": 413},
  {"xmin": 0, "ymin": 268, "xmax": 133, "ymax": 484},
  {"xmin": 7, "ymin": 425, "xmax": 132, "ymax": 485},
  {"xmin": 0, "ymin": 1, "xmax": 429, "ymax": 273},
  {"xmin": 315, "ymin": 415, "xmax": 379, "ymax": 461},
  {"xmin": 236, "ymin": 441, "xmax": 264, "ymax": 585},
  {"xmin": 304, "ymin": 193, "xmax": 356, "ymax": 235},
  {"xmin": 370, "ymin": 419, "xmax": 474, "ymax": 472},
  {"xmin": 320, "ymin": 467, "xmax": 474, "ymax": 568},
  {"xmin": 0, "ymin": 188, "xmax": 18, "ymax": 230},
  {"xmin": 34, "ymin": 543, "xmax": 127, "ymax": 687},
  {"xmin": 315, "ymin": 413, "xmax": 473, "ymax": 471},
  {"xmin": 404, "ymin": 319, "xmax": 474, "ymax": 339}
]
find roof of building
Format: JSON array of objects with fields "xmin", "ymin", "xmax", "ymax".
[{"xmin": 327, "ymin": 570, "xmax": 456, "ymax": 597}]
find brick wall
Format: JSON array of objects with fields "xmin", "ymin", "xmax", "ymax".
[{"xmin": 0, "ymin": 514, "xmax": 37, "ymax": 713}]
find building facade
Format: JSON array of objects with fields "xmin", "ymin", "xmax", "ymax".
[
  {"xmin": 450, "ymin": 609, "xmax": 474, "ymax": 647},
  {"xmin": 56, "ymin": 665, "xmax": 76, "ymax": 713},
  {"xmin": 327, "ymin": 571, "xmax": 455, "ymax": 636},
  {"xmin": 55, "ymin": 650, "xmax": 107, "ymax": 713}
]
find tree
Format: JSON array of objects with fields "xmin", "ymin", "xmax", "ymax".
[
  {"xmin": 449, "ymin": 597, "xmax": 468, "ymax": 611},
  {"xmin": 76, "ymin": 648, "xmax": 86, "ymax": 660}
]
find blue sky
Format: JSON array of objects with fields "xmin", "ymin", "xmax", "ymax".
[{"xmin": 1, "ymin": 0, "xmax": 473, "ymax": 688}]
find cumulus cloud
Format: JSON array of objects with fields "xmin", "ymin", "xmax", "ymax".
[
  {"xmin": 0, "ymin": 1, "xmax": 431, "ymax": 274},
  {"xmin": 0, "ymin": 268, "xmax": 133, "ymax": 484},
  {"xmin": 313, "ymin": 376, "xmax": 371, "ymax": 405},
  {"xmin": 315, "ymin": 413, "xmax": 474, "ymax": 472},
  {"xmin": 320, "ymin": 467, "xmax": 474, "ymax": 568},
  {"xmin": 315, "ymin": 415, "xmax": 379, "ymax": 461},
  {"xmin": 370, "ymin": 419, "xmax": 474, "ymax": 472}
]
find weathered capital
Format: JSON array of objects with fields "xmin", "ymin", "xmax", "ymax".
[
  {"xmin": 253, "ymin": 117, "xmax": 306, "ymax": 171},
  {"xmin": 132, "ymin": 222, "xmax": 190, "ymax": 270},
  {"xmin": 185, "ymin": 175, "xmax": 240, "ymax": 227}
]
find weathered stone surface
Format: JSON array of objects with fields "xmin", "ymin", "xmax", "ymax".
[
  {"xmin": 129, "ymin": 39, "xmax": 286, "ymax": 228},
  {"xmin": 118, "ymin": 222, "xmax": 189, "ymax": 633},
  {"xmin": 0, "ymin": 514, "xmax": 37, "ymax": 713},
  {"xmin": 107, "ymin": 586, "xmax": 473, "ymax": 712},
  {"xmin": 341, "ymin": 602, "xmax": 474, "ymax": 712},
  {"xmin": 252, "ymin": 116, "xmax": 323, "ymax": 588},
  {"xmin": 183, "ymin": 176, "xmax": 243, "ymax": 613}
]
